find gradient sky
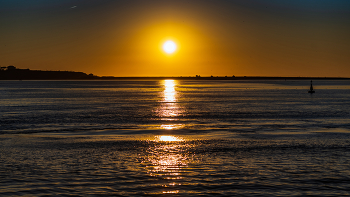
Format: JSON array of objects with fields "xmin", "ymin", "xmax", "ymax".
[{"xmin": 1, "ymin": 0, "xmax": 350, "ymax": 77}]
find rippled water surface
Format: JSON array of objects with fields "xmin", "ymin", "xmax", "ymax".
[
  {"xmin": 1, "ymin": 133, "xmax": 350, "ymax": 196},
  {"xmin": 1, "ymin": 80, "xmax": 350, "ymax": 133},
  {"xmin": 1, "ymin": 80, "xmax": 350, "ymax": 196}
]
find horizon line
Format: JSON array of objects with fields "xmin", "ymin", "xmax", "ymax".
[{"xmin": 1, "ymin": 66, "xmax": 349, "ymax": 79}]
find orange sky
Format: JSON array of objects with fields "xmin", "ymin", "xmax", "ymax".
[{"xmin": 1, "ymin": 0, "xmax": 350, "ymax": 77}]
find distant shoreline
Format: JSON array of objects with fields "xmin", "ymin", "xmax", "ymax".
[
  {"xmin": 1, "ymin": 66, "xmax": 349, "ymax": 80},
  {"xmin": 96, "ymin": 76, "xmax": 350, "ymax": 80},
  {"xmin": 2, "ymin": 76, "xmax": 350, "ymax": 81}
]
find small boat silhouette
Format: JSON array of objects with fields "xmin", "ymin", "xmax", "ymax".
[{"xmin": 308, "ymin": 80, "xmax": 315, "ymax": 93}]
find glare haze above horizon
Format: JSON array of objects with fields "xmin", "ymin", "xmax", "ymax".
[{"xmin": 1, "ymin": 0, "xmax": 350, "ymax": 77}]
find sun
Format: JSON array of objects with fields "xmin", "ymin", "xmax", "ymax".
[{"xmin": 162, "ymin": 40, "xmax": 177, "ymax": 54}]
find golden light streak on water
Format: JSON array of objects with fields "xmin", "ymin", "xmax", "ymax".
[
  {"xmin": 163, "ymin": 190, "xmax": 179, "ymax": 194},
  {"xmin": 157, "ymin": 135, "xmax": 183, "ymax": 142},
  {"xmin": 164, "ymin": 80, "xmax": 176, "ymax": 102},
  {"xmin": 155, "ymin": 80, "xmax": 184, "ymax": 127},
  {"xmin": 160, "ymin": 124, "xmax": 184, "ymax": 130},
  {"xmin": 142, "ymin": 134, "xmax": 193, "ymax": 194}
]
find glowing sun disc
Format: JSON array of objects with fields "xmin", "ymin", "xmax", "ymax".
[{"xmin": 163, "ymin": 40, "xmax": 177, "ymax": 54}]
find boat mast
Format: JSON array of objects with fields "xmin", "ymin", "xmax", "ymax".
[{"xmin": 310, "ymin": 80, "xmax": 313, "ymax": 91}]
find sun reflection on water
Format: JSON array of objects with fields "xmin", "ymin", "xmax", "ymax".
[
  {"xmin": 155, "ymin": 80, "xmax": 184, "ymax": 129},
  {"xmin": 161, "ymin": 124, "xmax": 183, "ymax": 130},
  {"xmin": 141, "ymin": 135, "xmax": 194, "ymax": 194},
  {"xmin": 157, "ymin": 135, "xmax": 183, "ymax": 142},
  {"xmin": 143, "ymin": 80, "xmax": 189, "ymax": 194},
  {"xmin": 164, "ymin": 80, "xmax": 176, "ymax": 103}
]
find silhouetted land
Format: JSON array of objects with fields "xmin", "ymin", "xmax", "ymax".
[
  {"xmin": 1, "ymin": 66, "xmax": 349, "ymax": 80},
  {"xmin": 0, "ymin": 66, "xmax": 98, "ymax": 80}
]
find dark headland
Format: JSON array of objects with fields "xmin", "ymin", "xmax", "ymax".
[
  {"xmin": 0, "ymin": 66, "xmax": 98, "ymax": 80},
  {"xmin": 1, "ymin": 66, "xmax": 349, "ymax": 80}
]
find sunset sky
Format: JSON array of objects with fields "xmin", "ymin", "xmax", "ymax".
[{"xmin": 1, "ymin": 0, "xmax": 350, "ymax": 77}]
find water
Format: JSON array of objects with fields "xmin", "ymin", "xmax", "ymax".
[
  {"xmin": 1, "ymin": 80, "xmax": 350, "ymax": 196},
  {"xmin": 2, "ymin": 80, "xmax": 350, "ymax": 133}
]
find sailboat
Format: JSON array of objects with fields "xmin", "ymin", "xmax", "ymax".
[{"xmin": 308, "ymin": 80, "xmax": 315, "ymax": 93}]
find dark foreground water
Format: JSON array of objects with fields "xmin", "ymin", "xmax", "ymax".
[{"xmin": 1, "ymin": 80, "xmax": 350, "ymax": 196}]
